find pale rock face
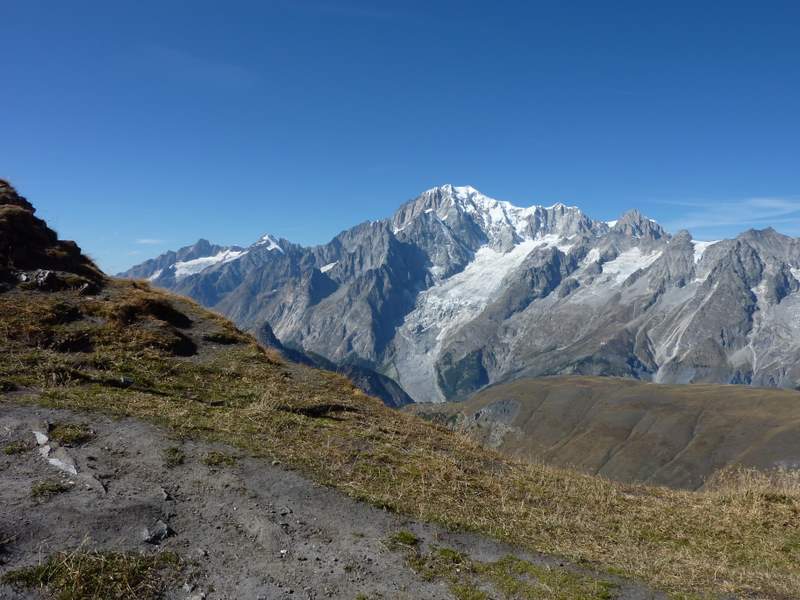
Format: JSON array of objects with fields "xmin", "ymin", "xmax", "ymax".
[{"xmin": 122, "ymin": 186, "xmax": 800, "ymax": 402}]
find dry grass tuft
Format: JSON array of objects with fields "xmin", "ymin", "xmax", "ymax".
[
  {"xmin": 31, "ymin": 480, "xmax": 73, "ymax": 500},
  {"xmin": 49, "ymin": 422, "xmax": 93, "ymax": 446},
  {"xmin": 706, "ymin": 465, "xmax": 800, "ymax": 499},
  {"xmin": 201, "ymin": 451, "xmax": 237, "ymax": 467},
  {"xmin": 162, "ymin": 446, "xmax": 185, "ymax": 468},
  {"xmin": 3, "ymin": 440, "xmax": 32, "ymax": 455}
]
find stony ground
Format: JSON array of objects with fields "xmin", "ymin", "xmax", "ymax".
[{"xmin": 0, "ymin": 403, "xmax": 663, "ymax": 600}]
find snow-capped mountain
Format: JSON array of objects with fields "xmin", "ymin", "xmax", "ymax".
[
  {"xmin": 121, "ymin": 235, "xmax": 287, "ymax": 286},
  {"xmin": 121, "ymin": 185, "xmax": 800, "ymax": 402}
]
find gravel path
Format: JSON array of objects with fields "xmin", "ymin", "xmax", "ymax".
[{"xmin": 0, "ymin": 402, "xmax": 664, "ymax": 600}]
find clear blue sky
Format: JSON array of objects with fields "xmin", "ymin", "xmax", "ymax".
[{"xmin": 2, "ymin": 1, "xmax": 799, "ymax": 273}]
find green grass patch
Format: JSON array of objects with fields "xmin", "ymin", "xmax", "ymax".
[
  {"xmin": 450, "ymin": 583, "xmax": 489, "ymax": 600},
  {"xmin": 1, "ymin": 550, "xmax": 180, "ymax": 600},
  {"xmin": 49, "ymin": 422, "xmax": 93, "ymax": 446},
  {"xmin": 162, "ymin": 446, "xmax": 185, "ymax": 468},
  {"xmin": 31, "ymin": 479, "xmax": 72, "ymax": 500},
  {"xmin": 201, "ymin": 451, "xmax": 237, "ymax": 467},
  {"xmin": 477, "ymin": 555, "xmax": 616, "ymax": 600},
  {"xmin": 396, "ymin": 544, "xmax": 615, "ymax": 600},
  {"xmin": 387, "ymin": 530, "xmax": 420, "ymax": 549},
  {"xmin": 3, "ymin": 440, "xmax": 31, "ymax": 455}
]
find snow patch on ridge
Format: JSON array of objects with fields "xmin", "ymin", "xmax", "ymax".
[
  {"xmin": 585, "ymin": 248, "xmax": 601, "ymax": 264},
  {"xmin": 174, "ymin": 249, "xmax": 246, "ymax": 280},
  {"xmin": 450, "ymin": 185, "xmax": 538, "ymax": 239},
  {"xmin": 692, "ymin": 240, "xmax": 718, "ymax": 264},
  {"xmin": 415, "ymin": 234, "xmax": 573, "ymax": 338},
  {"xmin": 393, "ymin": 185, "xmax": 589, "ymax": 249},
  {"xmin": 256, "ymin": 234, "xmax": 284, "ymax": 253},
  {"xmin": 601, "ymin": 248, "xmax": 663, "ymax": 282},
  {"xmin": 440, "ymin": 185, "xmax": 582, "ymax": 241},
  {"xmin": 320, "ymin": 261, "xmax": 338, "ymax": 273},
  {"xmin": 534, "ymin": 234, "xmax": 575, "ymax": 253}
]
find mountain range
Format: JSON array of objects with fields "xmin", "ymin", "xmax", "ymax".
[
  {"xmin": 122, "ymin": 184, "xmax": 800, "ymax": 403},
  {"xmin": 6, "ymin": 178, "xmax": 800, "ymax": 598}
]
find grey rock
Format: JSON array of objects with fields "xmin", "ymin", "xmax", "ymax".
[
  {"xmin": 143, "ymin": 519, "xmax": 174, "ymax": 544},
  {"xmin": 123, "ymin": 185, "xmax": 800, "ymax": 402}
]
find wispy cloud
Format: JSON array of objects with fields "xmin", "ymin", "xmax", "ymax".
[
  {"xmin": 661, "ymin": 197, "xmax": 800, "ymax": 233},
  {"xmin": 135, "ymin": 238, "xmax": 164, "ymax": 245},
  {"xmin": 134, "ymin": 44, "xmax": 258, "ymax": 90}
]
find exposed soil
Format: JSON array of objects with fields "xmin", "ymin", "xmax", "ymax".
[{"xmin": 0, "ymin": 402, "xmax": 663, "ymax": 600}]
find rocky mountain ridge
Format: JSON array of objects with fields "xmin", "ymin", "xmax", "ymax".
[
  {"xmin": 123, "ymin": 184, "xmax": 800, "ymax": 402},
  {"xmin": 0, "ymin": 179, "xmax": 105, "ymax": 290}
]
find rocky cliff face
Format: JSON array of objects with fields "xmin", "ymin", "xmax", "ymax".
[
  {"xmin": 123, "ymin": 184, "xmax": 800, "ymax": 402},
  {"xmin": 0, "ymin": 179, "xmax": 104, "ymax": 290}
]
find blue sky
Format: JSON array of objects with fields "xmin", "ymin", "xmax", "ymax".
[{"xmin": 2, "ymin": 0, "xmax": 799, "ymax": 273}]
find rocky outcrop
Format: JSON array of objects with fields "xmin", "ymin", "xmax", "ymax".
[
  {"xmin": 255, "ymin": 322, "xmax": 413, "ymax": 407},
  {"xmin": 0, "ymin": 179, "xmax": 105, "ymax": 288}
]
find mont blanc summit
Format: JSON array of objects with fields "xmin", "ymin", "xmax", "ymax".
[{"xmin": 123, "ymin": 185, "xmax": 800, "ymax": 402}]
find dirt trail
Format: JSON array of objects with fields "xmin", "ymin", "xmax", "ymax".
[{"xmin": 0, "ymin": 403, "xmax": 663, "ymax": 600}]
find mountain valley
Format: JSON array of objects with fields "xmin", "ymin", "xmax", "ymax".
[{"xmin": 410, "ymin": 376, "xmax": 800, "ymax": 489}]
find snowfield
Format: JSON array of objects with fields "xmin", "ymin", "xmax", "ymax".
[
  {"xmin": 174, "ymin": 249, "xmax": 246, "ymax": 279},
  {"xmin": 601, "ymin": 248, "xmax": 663, "ymax": 283}
]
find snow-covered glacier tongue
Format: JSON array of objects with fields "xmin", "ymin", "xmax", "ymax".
[{"xmin": 385, "ymin": 185, "xmax": 599, "ymax": 402}]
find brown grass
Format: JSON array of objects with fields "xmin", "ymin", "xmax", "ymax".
[{"xmin": 1, "ymin": 281, "xmax": 799, "ymax": 598}]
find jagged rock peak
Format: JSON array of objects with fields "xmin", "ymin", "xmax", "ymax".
[
  {"xmin": 415, "ymin": 184, "xmax": 582, "ymax": 214},
  {"xmin": 253, "ymin": 233, "xmax": 285, "ymax": 253},
  {"xmin": 672, "ymin": 229, "xmax": 694, "ymax": 243},
  {"xmin": 613, "ymin": 209, "xmax": 666, "ymax": 240},
  {"xmin": 193, "ymin": 238, "xmax": 214, "ymax": 251},
  {"xmin": 736, "ymin": 227, "xmax": 786, "ymax": 243},
  {"xmin": 392, "ymin": 184, "xmax": 595, "ymax": 248},
  {"xmin": 0, "ymin": 179, "xmax": 35, "ymax": 212}
]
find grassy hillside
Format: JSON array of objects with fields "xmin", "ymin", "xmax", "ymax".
[
  {"xmin": 1, "ymin": 280, "xmax": 799, "ymax": 599},
  {"xmin": 409, "ymin": 376, "xmax": 800, "ymax": 489}
]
